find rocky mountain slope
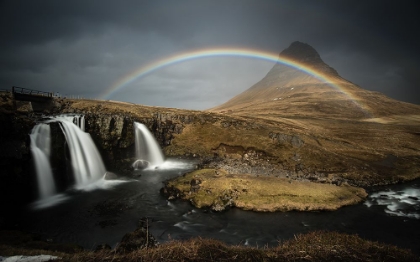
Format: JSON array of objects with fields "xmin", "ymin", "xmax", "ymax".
[{"xmin": 210, "ymin": 41, "xmax": 420, "ymax": 120}]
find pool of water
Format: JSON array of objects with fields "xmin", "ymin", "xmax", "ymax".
[{"xmin": 4, "ymin": 159, "xmax": 420, "ymax": 254}]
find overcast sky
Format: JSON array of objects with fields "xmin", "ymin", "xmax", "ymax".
[{"xmin": 1, "ymin": 0, "xmax": 419, "ymax": 109}]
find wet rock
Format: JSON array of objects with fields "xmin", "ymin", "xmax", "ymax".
[
  {"xmin": 104, "ymin": 171, "xmax": 118, "ymax": 180},
  {"xmin": 117, "ymin": 217, "xmax": 158, "ymax": 253},
  {"xmin": 212, "ymin": 202, "xmax": 226, "ymax": 212},
  {"xmin": 132, "ymin": 159, "xmax": 150, "ymax": 170},
  {"xmin": 160, "ymin": 182, "xmax": 183, "ymax": 199},
  {"xmin": 190, "ymin": 178, "xmax": 202, "ymax": 193}
]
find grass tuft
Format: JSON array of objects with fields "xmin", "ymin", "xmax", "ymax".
[{"xmin": 1, "ymin": 230, "xmax": 418, "ymax": 261}]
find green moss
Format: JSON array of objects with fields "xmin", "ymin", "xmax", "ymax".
[{"xmin": 164, "ymin": 169, "xmax": 367, "ymax": 212}]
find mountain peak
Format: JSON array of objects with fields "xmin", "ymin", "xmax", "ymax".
[
  {"xmin": 279, "ymin": 41, "xmax": 339, "ymax": 77},
  {"xmin": 280, "ymin": 41, "xmax": 321, "ymax": 63},
  {"xmin": 210, "ymin": 41, "xmax": 420, "ymax": 120}
]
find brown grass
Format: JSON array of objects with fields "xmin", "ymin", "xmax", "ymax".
[
  {"xmin": 3, "ymin": 231, "xmax": 416, "ymax": 261},
  {"xmin": 164, "ymin": 169, "xmax": 367, "ymax": 212},
  {"xmin": 165, "ymin": 121, "xmax": 277, "ymax": 157},
  {"xmin": 274, "ymin": 231, "xmax": 419, "ymax": 261}
]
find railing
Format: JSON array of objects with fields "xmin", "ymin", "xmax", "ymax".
[
  {"xmin": 12, "ymin": 86, "xmax": 53, "ymax": 97},
  {"xmin": 10, "ymin": 86, "xmax": 87, "ymax": 100}
]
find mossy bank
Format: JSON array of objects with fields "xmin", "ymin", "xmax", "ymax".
[{"xmin": 162, "ymin": 169, "xmax": 367, "ymax": 212}]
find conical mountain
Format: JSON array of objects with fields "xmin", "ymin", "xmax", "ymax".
[{"xmin": 210, "ymin": 41, "xmax": 420, "ymax": 120}]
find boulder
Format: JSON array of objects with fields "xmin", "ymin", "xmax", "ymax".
[
  {"xmin": 132, "ymin": 159, "xmax": 150, "ymax": 170},
  {"xmin": 116, "ymin": 217, "xmax": 158, "ymax": 253}
]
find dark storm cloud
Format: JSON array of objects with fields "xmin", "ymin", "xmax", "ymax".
[
  {"xmin": 305, "ymin": 0, "xmax": 420, "ymax": 104},
  {"xmin": 1, "ymin": 0, "xmax": 418, "ymax": 109}
]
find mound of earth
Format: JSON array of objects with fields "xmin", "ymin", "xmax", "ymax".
[{"xmin": 161, "ymin": 169, "xmax": 367, "ymax": 212}]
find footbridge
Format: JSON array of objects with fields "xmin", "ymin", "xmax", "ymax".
[
  {"xmin": 12, "ymin": 86, "xmax": 53, "ymax": 103},
  {"xmin": 12, "ymin": 86, "xmax": 55, "ymax": 112}
]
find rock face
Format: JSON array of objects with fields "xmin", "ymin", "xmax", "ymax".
[
  {"xmin": 84, "ymin": 114, "xmax": 135, "ymax": 173},
  {"xmin": 82, "ymin": 112, "xmax": 189, "ymax": 174},
  {"xmin": 0, "ymin": 93, "xmax": 35, "ymax": 206},
  {"xmin": 279, "ymin": 41, "xmax": 340, "ymax": 77}
]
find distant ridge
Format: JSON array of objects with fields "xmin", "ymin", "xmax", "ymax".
[{"xmin": 209, "ymin": 41, "xmax": 420, "ymax": 119}]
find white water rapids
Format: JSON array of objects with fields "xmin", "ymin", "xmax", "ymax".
[{"xmin": 365, "ymin": 187, "xmax": 420, "ymax": 219}]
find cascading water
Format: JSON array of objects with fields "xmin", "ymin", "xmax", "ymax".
[
  {"xmin": 55, "ymin": 117, "xmax": 106, "ymax": 187},
  {"xmin": 30, "ymin": 115, "xmax": 107, "ymax": 203},
  {"xmin": 133, "ymin": 122, "xmax": 165, "ymax": 169},
  {"xmin": 72, "ymin": 115, "xmax": 85, "ymax": 131},
  {"xmin": 29, "ymin": 123, "xmax": 56, "ymax": 199},
  {"xmin": 57, "ymin": 114, "xmax": 85, "ymax": 131}
]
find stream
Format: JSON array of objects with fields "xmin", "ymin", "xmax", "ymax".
[{"xmin": 4, "ymin": 159, "xmax": 420, "ymax": 254}]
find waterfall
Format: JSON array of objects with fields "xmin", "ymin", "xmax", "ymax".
[
  {"xmin": 30, "ymin": 115, "xmax": 106, "ymax": 200},
  {"xmin": 80, "ymin": 115, "xmax": 85, "ymax": 131},
  {"xmin": 133, "ymin": 122, "xmax": 165, "ymax": 169},
  {"xmin": 30, "ymin": 123, "xmax": 56, "ymax": 199},
  {"xmin": 55, "ymin": 117, "xmax": 106, "ymax": 187},
  {"xmin": 57, "ymin": 114, "xmax": 85, "ymax": 131},
  {"xmin": 72, "ymin": 115, "xmax": 85, "ymax": 131}
]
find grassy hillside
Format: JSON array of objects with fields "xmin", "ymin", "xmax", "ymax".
[{"xmin": 59, "ymin": 98, "xmax": 420, "ymax": 187}]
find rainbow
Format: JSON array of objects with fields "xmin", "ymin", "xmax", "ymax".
[{"xmin": 101, "ymin": 47, "xmax": 370, "ymax": 115}]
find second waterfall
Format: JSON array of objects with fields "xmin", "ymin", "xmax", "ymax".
[{"xmin": 132, "ymin": 122, "xmax": 165, "ymax": 169}]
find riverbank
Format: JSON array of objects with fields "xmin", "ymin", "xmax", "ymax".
[{"xmin": 1, "ymin": 230, "xmax": 418, "ymax": 261}]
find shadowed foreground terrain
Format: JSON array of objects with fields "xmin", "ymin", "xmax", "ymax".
[{"xmin": 1, "ymin": 230, "xmax": 418, "ymax": 261}]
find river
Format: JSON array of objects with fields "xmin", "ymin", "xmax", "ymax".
[{"xmin": 5, "ymin": 159, "xmax": 420, "ymax": 254}]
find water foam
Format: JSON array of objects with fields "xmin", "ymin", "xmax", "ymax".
[{"xmin": 365, "ymin": 187, "xmax": 420, "ymax": 219}]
